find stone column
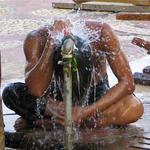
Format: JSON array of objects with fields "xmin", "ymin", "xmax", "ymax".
[{"xmin": 0, "ymin": 52, "xmax": 5, "ymax": 150}]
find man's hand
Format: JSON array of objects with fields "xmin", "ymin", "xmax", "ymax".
[
  {"xmin": 51, "ymin": 106, "xmax": 85, "ymax": 126},
  {"xmin": 52, "ymin": 106, "xmax": 85, "ymax": 126},
  {"xmin": 46, "ymin": 100, "xmax": 89, "ymax": 126},
  {"xmin": 46, "ymin": 100, "xmax": 65, "ymax": 121},
  {"xmin": 72, "ymin": 106, "xmax": 86, "ymax": 125}
]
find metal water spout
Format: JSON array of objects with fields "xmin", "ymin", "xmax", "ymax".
[{"xmin": 61, "ymin": 35, "xmax": 75, "ymax": 150}]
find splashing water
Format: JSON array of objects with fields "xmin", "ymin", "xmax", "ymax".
[
  {"xmin": 46, "ymin": 4, "xmax": 104, "ymax": 47},
  {"xmin": 35, "ymin": 5, "xmax": 107, "ymax": 145}
]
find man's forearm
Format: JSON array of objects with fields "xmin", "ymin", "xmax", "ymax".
[{"xmin": 83, "ymin": 81, "xmax": 134, "ymax": 120}]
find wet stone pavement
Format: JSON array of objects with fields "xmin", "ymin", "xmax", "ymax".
[{"xmin": 1, "ymin": 0, "xmax": 150, "ymax": 150}]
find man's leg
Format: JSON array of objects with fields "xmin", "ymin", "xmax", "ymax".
[
  {"xmin": 2, "ymin": 82, "xmax": 38, "ymax": 123},
  {"xmin": 2, "ymin": 82, "xmax": 59, "ymax": 129},
  {"xmin": 96, "ymin": 94, "xmax": 144, "ymax": 126}
]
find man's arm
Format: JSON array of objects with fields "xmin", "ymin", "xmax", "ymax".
[
  {"xmin": 24, "ymin": 30, "xmax": 54, "ymax": 97},
  {"xmin": 73, "ymin": 23, "xmax": 135, "ymax": 123}
]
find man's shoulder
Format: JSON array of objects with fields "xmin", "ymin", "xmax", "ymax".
[
  {"xmin": 101, "ymin": 23, "xmax": 112, "ymax": 31},
  {"xmin": 85, "ymin": 21, "xmax": 112, "ymax": 33},
  {"xmin": 26, "ymin": 26, "xmax": 50, "ymax": 41},
  {"xmin": 24, "ymin": 25, "xmax": 50, "ymax": 53},
  {"xmin": 85, "ymin": 20, "xmax": 103, "ymax": 28}
]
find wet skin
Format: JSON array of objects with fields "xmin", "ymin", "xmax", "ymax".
[{"xmin": 15, "ymin": 19, "xmax": 144, "ymax": 130}]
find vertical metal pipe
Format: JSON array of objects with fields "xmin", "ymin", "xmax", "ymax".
[
  {"xmin": 61, "ymin": 38, "xmax": 74, "ymax": 150},
  {"xmin": 0, "ymin": 52, "xmax": 5, "ymax": 150},
  {"xmin": 63, "ymin": 60, "xmax": 72, "ymax": 150}
]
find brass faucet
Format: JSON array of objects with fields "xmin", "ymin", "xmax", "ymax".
[{"xmin": 61, "ymin": 35, "xmax": 75, "ymax": 59}]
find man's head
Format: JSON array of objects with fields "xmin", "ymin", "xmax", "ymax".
[{"xmin": 53, "ymin": 19, "xmax": 72, "ymax": 36}]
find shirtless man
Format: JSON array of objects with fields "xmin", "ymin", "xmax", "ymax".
[{"xmin": 2, "ymin": 17, "xmax": 144, "ymax": 130}]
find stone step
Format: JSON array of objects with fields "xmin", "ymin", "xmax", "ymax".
[
  {"xmin": 134, "ymin": 72, "xmax": 150, "ymax": 86},
  {"xmin": 143, "ymin": 66, "xmax": 150, "ymax": 74}
]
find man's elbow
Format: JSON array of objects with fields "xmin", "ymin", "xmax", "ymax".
[
  {"xmin": 25, "ymin": 79, "xmax": 44, "ymax": 97},
  {"xmin": 30, "ymin": 88, "xmax": 44, "ymax": 97},
  {"xmin": 28, "ymin": 86, "xmax": 44, "ymax": 97}
]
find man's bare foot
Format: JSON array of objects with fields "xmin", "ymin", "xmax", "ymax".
[
  {"xmin": 14, "ymin": 117, "xmax": 63, "ymax": 131},
  {"xmin": 14, "ymin": 117, "xmax": 28, "ymax": 131}
]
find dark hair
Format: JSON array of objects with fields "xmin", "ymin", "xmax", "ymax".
[{"xmin": 53, "ymin": 36, "xmax": 93, "ymax": 103}]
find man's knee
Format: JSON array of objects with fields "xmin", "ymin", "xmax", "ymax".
[
  {"xmin": 2, "ymin": 82, "xmax": 26, "ymax": 108},
  {"xmin": 120, "ymin": 97, "xmax": 144, "ymax": 124},
  {"xmin": 128, "ymin": 100, "xmax": 144, "ymax": 123},
  {"xmin": 2, "ymin": 83, "xmax": 15, "ymax": 108}
]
